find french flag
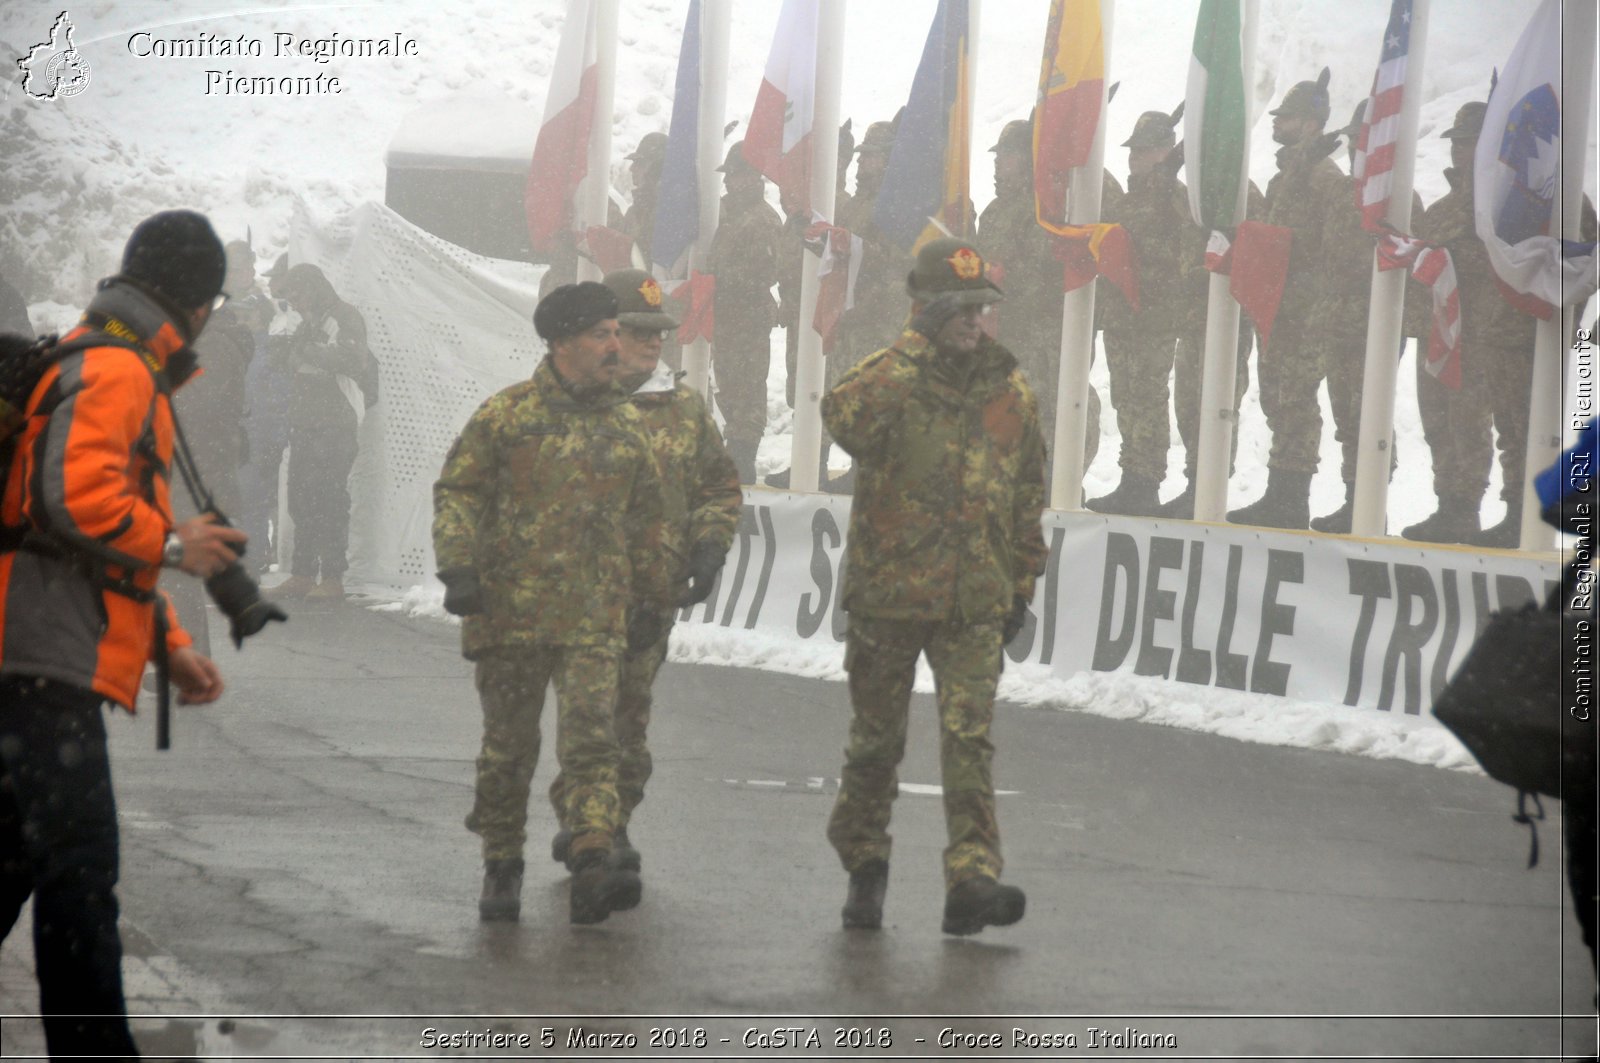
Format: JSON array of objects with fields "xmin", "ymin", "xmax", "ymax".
[
  {"xmin": 741, "ymin": 0, "xmax": 818, "ymax": 215},
  {"xmin": 526, "ymin": 0, "xmax": 600, "ymax": 255}
]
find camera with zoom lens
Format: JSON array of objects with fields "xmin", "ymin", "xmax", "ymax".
[{"xmin": 201, "ymin": 510, "xmax": 287, "ymax": 647}]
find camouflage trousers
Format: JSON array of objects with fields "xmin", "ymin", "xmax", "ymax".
[
  {"xmin": 1257, "ymin": 306, "xmax": 1326, "ymax": 474},
  {"xmin": 1320, "ymin": 330, "xmax": 1404, "ymax": 485},
  {"xmin": 713, "ymin": 318, "xmax": 773, "ymax": 454},
  {"xmin": 827, "ymin": 614, "xmax": 1005, "ymax": 890},
  {"xmin": 549, "ymin": 620, "xmax": 672, "ymax": 831},
  {"xmin": 1415, "ymin": 340, "xmax": 1504, "ymax": 504},
  {"xmin": 1103, "ymin": 327, "xmax": 1179, "ymax": 481},
  {"xmin": 467, "ymin": 646, "xmax": 622, "ymax": 864},
  {"xmin": 1174, "ymin": 328, "xmax": 1251, "ymax": 478}
]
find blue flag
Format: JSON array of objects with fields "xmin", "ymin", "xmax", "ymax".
[
  {"xmin": 873, "ymin": 0, "xmax": 972, "ymax": 253},
  {"xmin": 652, "ymin": 0, "xmax": 701, "ymax": 277}
]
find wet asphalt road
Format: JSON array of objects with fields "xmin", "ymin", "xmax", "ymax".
[{"xmin": 1, "ymin": 597, "xmax": 1595, "ymax": 1061}]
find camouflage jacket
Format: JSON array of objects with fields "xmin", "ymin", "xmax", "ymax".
[
  {"xmin": 1308, "ymin": 177, "xmax": 1425, "ymax": 340},
  {"xmin": 432, "ymin": 359, "xmax": 674, "ymax": 658},
  {"xmin": 1264, "ymin": 137, "xmax": 1348, "ymax": 326},
  {"xmin": 1101, "ymin": 169, "xmax": 1203, "ymax": 334},
  {"xmin": 625, "ymin": 365, "xmax": 742, "ymax": 596},
  {"xmin": 977, "ymin": 188, "xmax": 1065, "ymax": 357},
  {"xmin": 834, "ymin": 183, "xmax": 908, "ymax": 378},
  {"xmin": 822, "ymin": 328, "xmax": 1048, "ymax": 622},
  {"xmin": 708, "ymin": 191, "xmax": 782, "ymax": 331}
]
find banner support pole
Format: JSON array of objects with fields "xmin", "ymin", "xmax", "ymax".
[{"xmin": 684, "ymin": 0, "xmax": 730, "ymax": 397}]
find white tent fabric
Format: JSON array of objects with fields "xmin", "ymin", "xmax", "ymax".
[{"xmin": 286, "ymin": 202, "xmax": 547, "ymax": 589}]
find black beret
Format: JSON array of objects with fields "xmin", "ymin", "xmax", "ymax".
[
  {"xmin": 121, "ymin": 210, "xmax": 227, "ymax": 309},
  {"xmin": 533, "ymin": 281, "xmax": 619, "ymax": 341}
]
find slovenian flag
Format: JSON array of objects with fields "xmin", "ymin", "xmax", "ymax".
[
  {"xmin": 873, "ymin": 0, "xmax": 972, "ymax": 252},
  {"xmin": 526, "ymin": 0, "xmax": 600, "ymax": 255},
  {"xmin": 1473, "ymin": 0, "xmax": 1598, "ymax": 318},
  {"xmin": 651, "ymin": 0, "xmax": 702, "ymax": 278},
  {"xmin": 1184, "ymin": 0, "xmax": 1247, "ymax": 231},
  {"xmin": 742, "ymin": 0, "xmax": 818, "ymax": 215},
  {"xmin": 1033, "ymin": 0, "xmax": 1104, "ymax": 234}
]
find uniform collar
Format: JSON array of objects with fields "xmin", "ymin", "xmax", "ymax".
[{"xmin": 78, "ymin": 277, "xmax": 198, "ymax": 385}]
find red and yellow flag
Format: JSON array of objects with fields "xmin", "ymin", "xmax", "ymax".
[{"xmin": 1033, "ymin": 0, "xmax": 1104, "ymax": 235}]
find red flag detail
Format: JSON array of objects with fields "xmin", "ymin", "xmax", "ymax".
[
  {"xmin": 670, "ymin": 270, "xmax": 716, "ymax": 344},
  {"xmin": 805, "ymin": 219, "xmax": 860, "ymax": 350},
  {"xmin": 526, "ymin": 62, "xmax": 599, "ymax": 255},
  {"xmin": 1052, "ymin": 223, "xmax": 1138, "ymax": 311},
  {"xmin": 579, "ymin": 226, "xmax": 636, "ymax": 273},
  {"xmin": 1376, "ymin": 232, "xmax": 1464, "ymax": 389},
  {"xmin": 1226, "ymin": 221, "xmax": 1292, "ymax": 351}
]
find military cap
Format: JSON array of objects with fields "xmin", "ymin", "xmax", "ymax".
[
  {"xmin": 989, "ymin": 118, "xmax": 1032, "ymax": 155},
  {"xmin": 533, "ymin": 281, "xmax": 619, "ymax": 342},
  {"xmin": 120, "ymin": 210, "xmax": 226, "ymax": 309},
  {"xmin": 856, "ymin": 120, "xmax": 896, "ymax": 156},
  {"xmin": 838, "ymin": 119, "xmax": 856, "ymax": 160},
  {"xmin": 1270, "ymin": 67, "xmax": 1332, "ymax": 125},
  {"xmin": 1342, "ymin": 99, "xmax": 1368, "ymax": 139},
  {"xmin": 905, "ymin": 237, "xmax": 1004, "ymax": 306},
  {"xmin": 266, "ymin": 252, "xmax": 290, "ymax": 281},
  {"xmin": 602, "ymin": 268, "xmax": 679, "ymax": 330},
  {"xmin": 1440, "ymin": 100, "xmax": 1487, "ymax": 140},
  {"xmin": 1122, "ymin": 103, "xmax": 1184, "ymax": 149},
  {"xmin": 223, "ymin": 239, "xmax": 255, "ymax": 295},
  {"xmin": 715, "ymin": 140, "xmax": 758, "ymax": 175},
  {"xmin": 627, "ymin": 131, "xmax": 668, "ymax": 162}
]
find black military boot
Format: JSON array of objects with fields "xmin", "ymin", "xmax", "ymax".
[
  {"xmin": 1085, "ymin": 474, "xmax": 1162, "ymax": 517},
  {"xmin": 478, "ymin": 858, "xmax": 524, "ymax": 922},
  {"xmin": 841, "ymin": 859, "xmax": 888, "ymax": 930},
  {"xmin": 1227, "ymin": 470, "xmax": 1312, "ymax": 530},
  {"xmin": 1401, "ymin": 494, "xmax": 1480, "ymax": 544},
  {"xmin": 609, "ymin": 827, "xmax": 641, "ymax": 872},
  {"xmin": 1158, "ymin": 481, "xmax": 1195, "ymax": 520},
  {"xmin": 551, "ymin": 828, "xmax": 573, "ymax": 867},
  {"xmin": 569, "ymin": 849, "xmax": 642, "ymax": 925},
  {"xmin": 1310, "ymin": 481, "xmax": 1356, "ymax": 534},
  {"xmin": 1471, "ymin": 501, "xmax": 1522, "ymax": 549},
  {"xmin": 941, "ymin": 876, "xmax": 1026, "ymax": 936}
]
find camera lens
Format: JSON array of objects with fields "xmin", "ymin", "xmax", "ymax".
[{"xmin": 204, "ymin": 563, "xmax": 288, "ymax": 648}]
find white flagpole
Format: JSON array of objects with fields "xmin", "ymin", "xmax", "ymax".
[
  {"xmin": 1191, "ymin": 0, "xmax": 1256, "ymax": 524},
  {"xmin": 685, "ymin": 0, "xmax": 730, "ymax": 397},
  {"xmin": 1350, "ymin": 0, "xmax": 1429, "ymax": 538},
  {"xmin": 577, "ymin": 0, "xmax": 619, "ymax": 283},
  {"xmin": 1049, "ymin": 0, "xmax": 1113, "ymax": 511},
  {"xmin": 1519, "ymin": 0, "xmax": 1595, "ymax": 550},
  {"xmin": 790, "ymin": 0, "xmax": 845, "ymax": 494}
]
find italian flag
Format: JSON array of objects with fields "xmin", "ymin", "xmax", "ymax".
[
  {"xmin": 1185, "ymin": 0, "xmax": 1246, "ymax": 231},
  {"xmin": 525, "ymin": 0, "xmax": 600, "ymax": 255},
  {"xmin": 742, "ymin": 0, "xmax": 819, "ymax": 215}
]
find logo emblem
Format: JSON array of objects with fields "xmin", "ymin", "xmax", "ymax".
[
  {"xmin": 638, "ymin": 277, "xmax": 662, "ymax": 308},
  {"xmin": 17, "ymin": 12, "xmax": 92, "ymax": 101},
  {"xmin": 946, "ymin": 246, "xmax": 983, "ymax": 281}
]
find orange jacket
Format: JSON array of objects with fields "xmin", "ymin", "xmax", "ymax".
[{"xmin": 0, "ymin": 280, "xmax": 194, "ymax": 709}]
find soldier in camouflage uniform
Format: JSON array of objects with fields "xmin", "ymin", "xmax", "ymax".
[
  {"xmin": 1407, "ymin": 101, "xmax": 1597, "ymax": 546},
  {"xmin": 1228, "ymin": 69, "xmax": 1347, "ymax": 530},
  {"xmin": 977, "ymin": 118, "xmax": 1101, "ymax": 480},
  {"xmin": 708, "ymin": 142, "xmax": 783, "ymax": 484},
  {"xmin": 432, "ymin": 282, "xmax": 676, "ymax": 926},
  {"xmin": 547, "ymin": 270, "xmax": 742, "ymax": 871},
  {"xmin": 1086, "ymin": 106, "xmax": 1198, "ymax": 516},
  {"xmin": 620, "ymin": 132, "xmax": 667, "ymax": 267},
  {"xmin": 1305, "ymin": 101, "xmax": 1420, "ymax": 533},
  {"xmin": 822, "ymin": 238, "xmax": 1046, "ymax": 936}
]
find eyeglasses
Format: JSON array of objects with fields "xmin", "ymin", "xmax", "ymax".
[{"xmin": 210, "ymin": 292, "xmax": 230, "ymax": 311}]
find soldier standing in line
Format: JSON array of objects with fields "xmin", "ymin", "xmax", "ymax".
[
  {"xmin": 977, "ymin": 117, "xmax": 1102, "ymax": 480},
  {"xmin": 1228, "ymin": 68, "xmax": 1347, "ymax": 530},
  {"xmin": 433, "ymin": 282, "xmax": 675, "ymax": 926},
  {"xmin": 822, "ymin": 238, "xmax": 1046, "ymax": 936},
  {"xmin": 547, "ymin": 269, "xmax": 741, "ymax": 873},
  {"xmin": 1085, "ymin": 106, "xmax": 1197, "ymax": 517},
  {"xmin": 1306, "ymin": 102, "xmax": 1421, "ymax": 533},
  {"xmin": 707, "ymin": 142, "xmax": 782, "ymax": 484},
  {"xmin": 620, "ymin": 132, "xmax": 668, "ymax": 268}
]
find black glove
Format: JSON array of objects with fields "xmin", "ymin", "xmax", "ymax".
[
  {"xmin": 676, "ymin": 540, "xmax": 726, "ymax": 607},
  {"xmin": 909, "ymin": 292, "xmax": 965, "ymax": 343},
  {"xmin": 626, "ymin": 609, "xmax": 666, "ymax": 653},
  {"xmin": 1002, "ymin": 594, "xmax": 1029, "ymax": 646},
  {"xmin": 438, "ymin": 567, "xmax": 484, "ymax": 616}
]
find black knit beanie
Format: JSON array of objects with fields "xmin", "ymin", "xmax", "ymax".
[
  {"xmin": 533, "ymin": 282, "xmax": 619, "ymax": 342},
  {"xmin": 120, "ymin": 210, "xmax": 227, "ymax": 310}
]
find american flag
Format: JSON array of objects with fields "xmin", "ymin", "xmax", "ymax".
[{"xmin": 1353, "ymin": 0, "xmax": 1464, "ymax": 388}]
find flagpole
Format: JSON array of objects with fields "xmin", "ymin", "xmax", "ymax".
[
  {"xmin": 1519, "ymin": 0, "xmax": 1596, "ymax": 551},
  {"xmin": 1191, "ymin": 0, "xmax": 1256, "ymax": 524},
  {"xmin": 685, "ymin": 0, "xmax": 730, "ymax": 397},
  {"xmin": 1350, "ymin": 0, "xmax": 1430, "ymax": 538},
  {"xmin": 790, "ymin": 0, "xmax": 846, "ymax": 493},
  {"xmin": 1049, "ymin": 0, "xmax": 1113, "ymax": 511},
  {"xmin": 577, "ymin": 0, "xmax": 619, "ymax": 283}
]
